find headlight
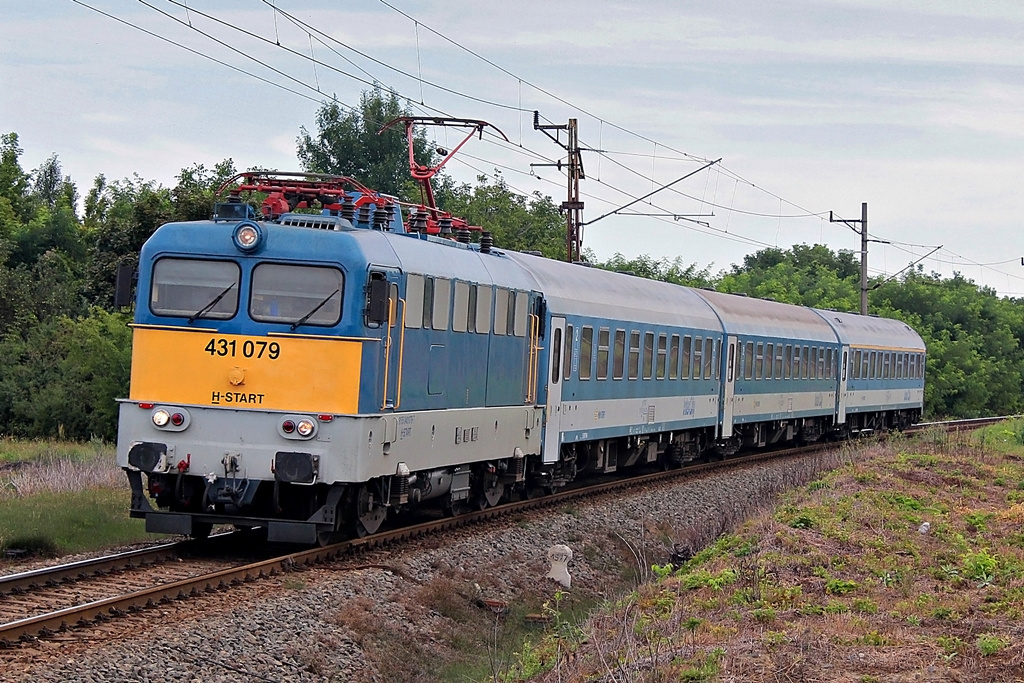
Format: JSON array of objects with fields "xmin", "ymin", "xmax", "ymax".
[
  {"xmin": 152, "ymin": 409, "xmax": 170, "ymax": 427},
  {"xmin": 232, "ymin": 221, "xmax": 262, "ymax": 252},
  {"xmin": 296, "ymin": 419, "xmax": 315, "ymax": 437},
  {"xmin": 279, "ymin": 415, "xmax": 317, "ymax": 439}
]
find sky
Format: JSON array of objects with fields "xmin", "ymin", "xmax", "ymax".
[{"xmin": 3, "ymin": 1, "xmax": 1024, "ymax": 294}]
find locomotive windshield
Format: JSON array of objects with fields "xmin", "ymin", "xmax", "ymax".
[
  {"xmin": 150, "ymin": 258, "xmax": 240, "ymax": 320},
  {"xmin": 249, "ymin": 263, "xmax": 344, "ymax": 327}
]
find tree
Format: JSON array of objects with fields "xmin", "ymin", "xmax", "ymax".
[
  {"xmin": 435, "ymin": 173, "xmax": 567, "ymax": 259},
  {"xmin": 595, "ymin": 253, "xmax": 717, "ymax": 288},
  {"xmin": 171, "ymin": 159, "xmax": 238, "ymax": 222},
  {"xmin": 0, "ymin": 132, "xmax": 32, "ymax": 227},
  {"xmin": 84, "ymin": 175, "xmax": 174, "ymax": 308},
  {"xmin": 296, "ymin": 87, "xmax": 434, "ymax": 200}
]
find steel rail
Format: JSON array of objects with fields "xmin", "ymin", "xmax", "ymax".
[{"xmin": 0, "ymin": 543, "xmax": 185, "ymax": 597}]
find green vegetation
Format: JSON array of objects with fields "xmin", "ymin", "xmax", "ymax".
[
  {"xmin": 0, "ymin": 439, "xmax": 153, "ymax": 556},
  {"xmin": 0, "ymin": 488, "xmax": 146, "ymax": 555},
  {"xmin": 520, "ymin": 420, "xmax": 1024, "ymax": 680}
]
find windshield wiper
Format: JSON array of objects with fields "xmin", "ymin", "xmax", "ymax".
[
  {"xmin": 290, "ymin": 288, "xmax": 340, "ymax": 330},
  {"xmin": 188, "ymin": 283, "xmax": 236, "ymax": 324}
]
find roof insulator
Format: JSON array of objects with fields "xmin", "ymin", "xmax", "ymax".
[
  {"xmin": 438, "ymin": 217, "xmax": 453, "ymax": 237},
  {"xmin": 341, "ymin": 196, "xmax": 356, "ymax": 222},
  {"xmin": 373, "ymin": 203, "xmax": 393, "ymax": 231}
]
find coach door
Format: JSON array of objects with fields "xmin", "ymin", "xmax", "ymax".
[
  {"xmin": 721, "ymin": 335, "xmax": 738, "ymax": 438},
  {"xmin": 543, "ymin": 317, "xmax": 566, "ymax": 464},
  {"xmin": 836, "ymin": 346, "xmax": 850, "ymax": 424}
]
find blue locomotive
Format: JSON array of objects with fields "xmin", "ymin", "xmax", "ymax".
[{"xmin": 116, "ymin": 171, "xmax": 924, "ymax": 544}]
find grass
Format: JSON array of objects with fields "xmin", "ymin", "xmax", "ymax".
[
  {"xmin": 0, "ymin": 437, "xmax": 157, "ymax": 557},
  {"xmin": 518, "ymin": 421, "xmax": 1024, "ymax": 681}
]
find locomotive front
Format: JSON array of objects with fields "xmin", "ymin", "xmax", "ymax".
[{"xmin": 116, "ymin": 175, "xmax": 404, "ymax": 543}]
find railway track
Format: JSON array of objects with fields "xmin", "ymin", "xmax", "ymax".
[{"xmin": 1, "ymin": 415, "xmax": 1007, "ymax": 646}]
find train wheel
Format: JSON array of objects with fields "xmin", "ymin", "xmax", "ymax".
[
  {"xmin": 445, "ymin": 499, "xmax": 472, "ymax": 517},
  {"xmin": 317, "ymin": 528, "xmax": 341, "ymax": 546},
  {"xmin": 481, "ymin": 481, "xmax": 505, "ymax": 509},
  {"xmin": 355, "ymin": 484, "xmax": 386, "ymax": 537}
]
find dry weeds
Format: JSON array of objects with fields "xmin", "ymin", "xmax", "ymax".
[{"xmin": 0, "ymin": 452, "xmax": 124, "ymax": 497}]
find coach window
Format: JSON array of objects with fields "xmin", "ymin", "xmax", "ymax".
[
  {"xmin": 453, "ymin": 282, "xmax": 470, "ymax": 332},
  {"xmin": 791, "ymin": 346, "xmax": 800, "ymax": 379},
  {"xmin": 693, "ymin": 336, "xmax": 704, "ymax": 380},
  {"xmin": 432, "ymin": 278, "xmax": 451, "ymax": 331},
  {"xmin": 420, "ymin": 277, "xmax": 435, "ymax": 329},
  {"xmin": 681, "ymin": 336, "xmax": 692, "ymax": 380},
  {"xmin": 744, "ymin": 341, "xmax": 754, "ymax": 380},
  {"xmin": 513, "ymin": 291, "xmax": 529, "ymax": 337},
  {"xmin": 628, "ymin": 331, "xmax": 641, "ymax": 380},
  {"xmin": 152, "ymin": 258, "xmax": 240, "ymax": 320},
  {"xmin": 580, "ymin": 327, "xmax": 594, "ymax": 380},
  {"xmin": 563, "ymin": 325, "xmax": 574, "ymax": 382},
  {"xmin": 642, "ymin": 332, "xmax": 655, "ymax": 380},
  {"xmin": 551, "ymin": 327, "xmax": 562, "ymax": 384},
  {"xmin": 852, "ymin": 349, "xmax": 860, "ymax": 379},
  {"xmin": 657, "ymin": 333, "xmax": 668, "ymax": 379},
  {"xmin": 764, "ymin": 343, "xmax": 774, "ymax": 380},
  {"xmin": 755, "ymin": 342, "xmax": 765, "ymax": 380},
  {"xmin": 703, "ymin": 337, "xmax": 714, "ymax": 379},
  {"xmin": 715, "ymin": 339, "xmax": 722, "ymax": 379},
  {"xmin": 404, "ymin": 274, "xmax": 424, "ymax": 328},
  {"xmin": 493, "ymin": 288, "xmax": 509, "ymax": 335},
  {"xmin": 784, "ymin": 344, "xmax": 792, "ymax": 379},
  {"xmin": 668, "ymin": 335, "xmax": 680, "ymax": 380},
  {"xmin": 774, "ymin": 343, "xmax": 784, "ymax": 379},
  {"xmin": 249, "ymin": 263, "xmax": 342, "ymax": 327},
  {"xmin": 475, "ymin": 285, "xmax": 492, "ymax": 334},
  {"xmin": 826, "ymin": 348, "xmax": 833, "ymax": 379},
  {"xmin": 597, "ymin": 328, "xmax": 610, "ymax": 380},
  {"xmin": 819, "ymin": 347, "xmax": 826, "ymax": 379},
  {"xmin": 613, "ymin": 329, "xmax": 626, "ymax": 379},
  {"xmin": 810, "ymin": 347, "xmax": 818, "ymax": 380},
  {"xmin": 799, "ymin": 346, "xmax": 808, "ymax": 379}
]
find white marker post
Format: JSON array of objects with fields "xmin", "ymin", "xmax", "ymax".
[{"xmin": 546, "ymin": 544, "xmax": 573, "ymax": 588}]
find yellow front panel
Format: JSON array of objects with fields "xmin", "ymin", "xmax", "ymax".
[{"xmin": 129, "ymin": 327, "xmax": 364, "ymax": 414}]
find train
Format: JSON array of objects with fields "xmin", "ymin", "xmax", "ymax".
[{"xmin": 115, "ymin": 169, "xmax": 925, "ymax": 544}]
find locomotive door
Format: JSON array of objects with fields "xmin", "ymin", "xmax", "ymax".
[
  {"xmin": 543, "ymin": 316, "xmax": 566, "ymax": 464},
  {"xmin": 721, "ymin": 336, "xmax": 738, "ymax": 438},
  {"xmin": 369, "ymin": 268, "xmax": 403, "ymax": 411},
  {"xmin": 836, "ymin": 346, "xmax": 850, "ymax": 424}
]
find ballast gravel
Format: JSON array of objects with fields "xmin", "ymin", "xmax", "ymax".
[{"xmin": 0, "ymin": 448, "xmax": 854, "ymax": 682}]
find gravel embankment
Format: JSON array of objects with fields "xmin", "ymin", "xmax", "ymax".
[{"xmin": 0, "ymin": 448, "xmax": 853, "ymax": 682}]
